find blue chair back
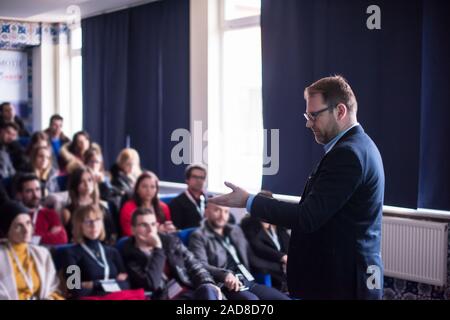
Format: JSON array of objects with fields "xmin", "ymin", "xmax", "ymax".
[
  {"xmin": 18, "ymin": 137, "xmax": 30, "ymax": 148},
  {"xmin": 115, "ymin": 236, "xmax": 129, "ymax": 251},
  {"xmin": 159, "ymin": 193, "xmax": 179, "ymax": 205},
  {"xmin": 51, "ymin": 243, "xmax": 75, "ymax": 271},
  {"xmin": 56, "ymin": 175, "xmax": 68, "ymax": 191},
  {"xmin": 177, "ymin": 227, "xmax": 197, "ymax": 246},
  {"xmin": 254, "ymin": 272, "xmax": 272, "ymax": 287}
]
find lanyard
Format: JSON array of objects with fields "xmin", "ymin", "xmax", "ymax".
[
  {"xmin": 265, "ymin": 226, "xmax": 281, "ymax": 251},
  {"xmin": 219, "ymin": 236, "xmax": 255, "ymax": 282},
  {"xmin": 80, "ymin": 242, "xmax": 110, "ymax": 280},
  {"xmin": 8, "ymin": 243, "xmax": 34, "ymax": 295},
  {"xmin": 184, "ymin": 191, "xmax": 205, "ymax": 217},
  {"xmin": 220, "ymin": 237, "xmax": 241, "ymax": 264}
]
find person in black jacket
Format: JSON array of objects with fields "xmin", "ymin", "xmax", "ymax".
[
  {"xmin": 61, "ymin": 204, "xmax": 129, "ymax": 299},
  {"xmin": 240, "ymin": 214, "xmax": 289, "ymax": 292},
  {"xmin": 0, "ymin": 102, "xmax": 30, "ymax": 137},
  {"xmin": 168, "ymin": 164, "xmax": 207, "ymax": 230},
  {"xmin": 110, "ymin": 148, "xmax": 142, "ymax": 198},
  {"xmin": 0, "ymin": 122, "xmax": 31, "ymax": 179},
  {"xmin": 121, "ymin": 207, "xmax": 221, "ymax": 300}
]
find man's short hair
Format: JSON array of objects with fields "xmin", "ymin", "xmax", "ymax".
[
  {"xmin": 131, "ymin": 207, "xmax": 155, "ymax": 227},
  {"xmin": 13, "ymin": 173, "xmax": 40, "ymax": 195},
  {"xmin": 0, "ymin": 122, "xmax": 19, "ymax": 132},
  {"xmin": 49, "ymin": 114, "xmax": 63, "ymax": 124},
  {"xmin": 185, "ymin": 163, "xmax": 207, "ymax": 180},
  {"xmin": 304, "ymin": 75, "xmax": 358, "ymax": 114},
  {"xmin": 0, "ymin": 102, "xmax": 11, "ymax": 112}
]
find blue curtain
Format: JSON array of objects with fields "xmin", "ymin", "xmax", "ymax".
[
  {"xmin": 418, "ymin": 0, "xmax": 450, "ymax": 210},
  {"xmin": 261, "ymin": 0, "xmax": 450, "ymax": 210},
  {"xmin": 82, "ymin": 0, "xmax": 190, "ymax": 181},
  {"xmin": 82, "ymin": 10, "xmax": 129, "ymax": 171}
]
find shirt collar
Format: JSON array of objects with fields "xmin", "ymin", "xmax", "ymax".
[{"xmin": 323, "ymin": 123, "xmax": 359, "ymax": 154}]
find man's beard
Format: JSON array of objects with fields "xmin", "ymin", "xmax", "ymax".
[
  {"xmin": 25, "ymin": 199, "xmax": 40, "ymax": 209},
  {"xmin": 209, "ymin": 220, "xmax": 226, "ymax": 229}
]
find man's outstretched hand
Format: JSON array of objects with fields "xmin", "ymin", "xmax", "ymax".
[{"xmin": 208, "ymin": 181, "xmax": 250, "ymax": 208}]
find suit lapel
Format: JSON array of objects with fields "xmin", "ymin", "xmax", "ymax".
[{"xmin": 299, "ymin": 125, "xmax": 363, "ymax": 203}]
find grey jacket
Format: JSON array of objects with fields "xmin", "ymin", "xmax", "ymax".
[{"xmin": 189, "ymin": 222, "xmax": 262, "ymax": 283}]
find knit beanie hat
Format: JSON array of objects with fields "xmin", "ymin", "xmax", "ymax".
[{"xmin": 0, "ymin": 200, "xmax": 30, "ymax": 237}]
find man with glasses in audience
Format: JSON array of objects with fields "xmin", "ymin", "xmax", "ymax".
[
  {"xmin": 169, "ymin": 164, "xmax": 208, "ymax": 230},
  {"xmin": 209, "ymin": 75, "xmax": 385, "ymax": 300}
]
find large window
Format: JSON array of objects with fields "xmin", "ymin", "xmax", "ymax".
[
  {"xmin": 69, "ymin": 26, "xmax": 83, "ymax": 134},
  {"xmin": 208, "ymin": 0, "xmax": 263, "ymax": 193}
]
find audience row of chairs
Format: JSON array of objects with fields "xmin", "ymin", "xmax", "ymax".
[{"xmin": 51, "ymin": 225, "xmax": 272, "ymax": 287}]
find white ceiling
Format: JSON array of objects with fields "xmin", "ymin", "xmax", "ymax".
[{"xmin": 0, "ymin": 0, "xmax": 158, "ymax": 23}]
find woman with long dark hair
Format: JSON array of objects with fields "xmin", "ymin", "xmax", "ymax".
[
  {"xmin": 62, "ymin": 166, "xmax": 117, "ymax": 244},
  {"xmin": 120, "ymin": 171, "xmax": 175, "ymax": 236}
]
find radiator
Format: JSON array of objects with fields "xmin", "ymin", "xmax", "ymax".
[{"xmin": 382, "ymin": 216, "xmax": 448, "ymax": 286}]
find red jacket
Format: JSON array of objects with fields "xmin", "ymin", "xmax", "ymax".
[
  {"xmin": 120, "ymin": 200, "xmax": 171, "ymax": 237},
  {"xmin": 31, "ymin": 207, "xmax": 68, "ymax": 245}
]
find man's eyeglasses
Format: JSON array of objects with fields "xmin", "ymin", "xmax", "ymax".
[
  {"xmin": 303, "ymin": 106, "xmax": 334, "ymax": 122},
  {"xmin": 190, "ymin": 175, "xmax": 206, "ymax": 181}
]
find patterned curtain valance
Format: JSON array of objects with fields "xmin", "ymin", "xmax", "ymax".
[
  {"xmin": 0, "ymin": 20, "xmax": 40, "ymax": 49},
  {"xmin": 0, "ymin": 19, "xmax": 69, "ymax": 50}
]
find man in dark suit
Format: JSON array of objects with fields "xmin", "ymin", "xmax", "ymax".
[
  {"xmin": 210, "ymin": 75, "xmax": 385, "ymax": 300},
  {"xmin": 169, "ymin": 164, "xmax": 208, "ymax": 229}
]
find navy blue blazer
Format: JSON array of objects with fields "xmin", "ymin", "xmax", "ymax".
[{"xmin": 251, "ymin": 125, "xmax": 385, "ymax": 299}]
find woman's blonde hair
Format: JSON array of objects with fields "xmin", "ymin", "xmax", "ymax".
[
  {"xmin": 116, "ymin": 148, "xmax": 142, "ymax": 179},
  {"xmin": 71, "ymin": 204, "xmax": 105, "ymax": 244},
  {"xmin": 31, "ymin": 146, "xmax": 52, "ymax": 180}
]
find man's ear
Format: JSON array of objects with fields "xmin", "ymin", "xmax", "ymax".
[{"xmin": 336, "ymin": 103, "xmax": 347, "ymax": 120}]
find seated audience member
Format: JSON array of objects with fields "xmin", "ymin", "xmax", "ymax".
[
  {"xmin": 60, "ymin": 131, "xmax": 99, "ymax": 173},
  {"xmin": 169, "ymin": 164, "xmax": 207, "ymax": 230},
  {"xmin": 84, "ymin": 147, "xmax": 114, "ymax": 202},
  {"xmin": 61, "ymin": 204, "xmax": 129, "ymax": 299},
  {"xmin": 44, "ymin": 114, "xmax": 70, "ymax": 169},
  {"xmin": 0, "ymin": 122, "xmax": 30, "ymax": 178},
  {"xmin": 110, "ymin": 148, "xmax": 142, "ymax": 198},
  {"xmin": 120, "ymin": 171, "xmax": 174, "ymax": 236},
  {"xmin": 30, "ymin": 146, "xmax": 60, "ymax": 195},
  {"xmin": 121, "ymin": 208, "xmax": 221, "ymax": 300},
  {"xmin": 189, "ymin": 201, "xmax": 290, "ymax": 300},
  {"xmin": 0, "ymin": 102, "xmax": 30, "ymax": 137},
  {"xmin": 240, "ymin": 194, "xmax": 289, "ymax": 292},
  {"xmin": 25, "ymin": 131, "xmax": 50, "ymax": 155},
  {"xmin": 14, "ymin": 173, "xmax": 67, "ymax": 246},
  {"xmin": 62, "ymin": 167, "xmax": 117, "ymax": 244},
  {"xmin": 0, "ymin": 201, "xmax": 63, "ymax": 299},
  {"xmin": 26, "ymin": 131, "xmax": 58, "ymax": 170}
]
